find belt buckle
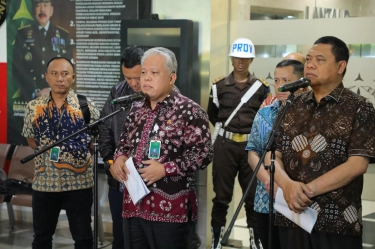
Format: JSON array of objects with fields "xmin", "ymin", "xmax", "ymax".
[{"xmin": 232, "ymin": 133, "xmax": 246, "ymax": 142}]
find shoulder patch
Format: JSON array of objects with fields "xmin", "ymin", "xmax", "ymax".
[
  {"xmin": 56, "ymin": 25, "xmax": 69, "ymax": 33},
  {"xmin": 18, "ymin": 25, "xmax": 31, "ymax": 30},
  {"xmin": 258, "ymin": 77, "xmax": 269, "ymax": 87},
  {"xmin": 212, "ymin": 76, "xmax": 224, "ymax": 84}
]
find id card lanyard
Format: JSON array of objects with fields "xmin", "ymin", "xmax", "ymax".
[
  {"xmin": 47, "ymin": 101, "xmax": 66, "ymax": 163},
  {"xmin": 47, "ymin": 101, "xmax": 66, "ymax": 140}
]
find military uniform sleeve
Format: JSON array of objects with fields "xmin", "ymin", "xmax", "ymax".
[
  {"xmin": 207, "ymin": 87, "xmax": 219, "ymax": 126},
  {"xmin": 258, "ymin": 78, "xmax": 271, "ymax": 101},
  {"xmin": 12, "ymin": 27, "xmax": 35, "ymax": 101}
]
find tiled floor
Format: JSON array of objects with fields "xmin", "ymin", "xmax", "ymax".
[{"xmin": 0, "ymin": 200, "xmax": 374, "ymax": 249}]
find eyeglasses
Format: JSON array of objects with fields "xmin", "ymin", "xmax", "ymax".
[{"xmin": 49, "ymin": 71, "xmax": 70, "ymax": 78}]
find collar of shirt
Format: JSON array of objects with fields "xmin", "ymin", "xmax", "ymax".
[
  {"xmin": 38, "ymin": 21, "xmax": 50, "ymax": 32},
  {"xmin": 225, "ymin": 72, "xmax": 256, "ymax": 86},
  {"xmin": 304, "ymin": 82, "xmax": 344, "ymax": 104},
  {"xmin": 42, "ymin": 89, "xmax": 78, "ymax": 107},
  {"xmin": 139, "ymin": 89, "xmax": 179, "ymax": 110}
]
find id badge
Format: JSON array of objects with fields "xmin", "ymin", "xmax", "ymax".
[
  {"xmin": 149, "ymin": 140, "xmax": 161, "ymax": 159},
  {"xmin": 50, "ymin": 147, "xmax": 60, "ymax": 162}
]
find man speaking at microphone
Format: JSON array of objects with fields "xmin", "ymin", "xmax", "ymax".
[
  {"xmin": 269, "ymin": 36, "xmax": 375, "ymax": 249},
  {"xmin": 98, "ymin": 46, "xmax": 182, "ymax": 249},
  {"xmin": 110, "ymin": 47, "xmax": 213, "ymax": 249},
  {"xmin": 99, "ymin": 46, "xmax": 146, "ymax": 249}
]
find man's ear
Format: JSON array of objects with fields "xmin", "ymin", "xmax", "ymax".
[
  {"xmin": 338, "ymin": 61, "xmax": 347, "ymax": 75},
  {"xmin": 72, "ymin": 73, "xmax": 76, "ymax": 83},
  {"xmin": 170, "ymin": 73, "xmax": 177, "ymax": 85}
]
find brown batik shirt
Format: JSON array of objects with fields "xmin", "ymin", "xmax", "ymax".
[{"xmin": 275, "ymin": 83, "xmax": 375, "ymax": 236}]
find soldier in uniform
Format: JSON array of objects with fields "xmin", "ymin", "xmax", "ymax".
[
  {"xmin": 208, "ymin": 38, "xmax": 270, "ymax": 249},
  {"xmin": 12, "ymin": 0, "xmax": 73, "ymax": 102}
]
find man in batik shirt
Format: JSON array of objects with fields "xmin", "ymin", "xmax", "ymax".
[
  {"xmin": 22, "ymin": 57, "xmax": 99, "ymax": 249},
  {"xmin": 110, "ymin": 47, "xmax": 213, "ymax": 249},
  {"xmin": 270, "ymin": 36, "xmax": 375, "ymax": 249}
]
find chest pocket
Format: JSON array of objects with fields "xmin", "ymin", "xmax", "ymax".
[{"xmin": 218, "ymin": 93, "xmax": 233, "ymax": 107}]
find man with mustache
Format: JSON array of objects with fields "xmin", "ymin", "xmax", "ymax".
[
  {"xmin": 270, "ymin": 36, "xmax": 375, "ymax": 249},
  {"xmin": 12, "ymin": 0, "xmax": 73, "ymax": 102}
]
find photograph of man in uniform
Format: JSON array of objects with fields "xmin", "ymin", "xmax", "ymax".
[{"xmin": 12, "ymin": 0, "xmax": 73, "ymax": 102}]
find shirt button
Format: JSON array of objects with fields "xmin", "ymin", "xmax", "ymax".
[
  {"xmin": 42, "ymin": 47, "xmax": 45, "ymax": 51},
  {"xmin": 42, "ymin": 60, "xmax": 45, "ymax": 65},
  {"xmin": 41, "ymin": 74, "xmax": 44, "ymax": 79}
]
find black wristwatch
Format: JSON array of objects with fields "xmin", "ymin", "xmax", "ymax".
[{"xmin": 103, "ymin": 159, "xmax": 113, "ymax": 170}]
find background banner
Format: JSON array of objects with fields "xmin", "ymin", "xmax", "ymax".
[{"xmin": 6, "ymin": 0, "xmax": 138, "ymax": 145}]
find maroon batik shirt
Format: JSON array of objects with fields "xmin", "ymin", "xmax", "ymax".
[
  {"xmin": 114, "ymin": 90, "xmax": 213, "ymax": 223},
  {"xmin": 275, "ymin": 84, "xmax": 375, "ymax": 236}
]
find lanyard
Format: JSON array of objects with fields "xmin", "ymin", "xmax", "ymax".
[{"xmin": 47, "ymin": 102, "xmax": 66, "ymax": 139}]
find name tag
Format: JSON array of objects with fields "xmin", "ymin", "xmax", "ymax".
[{"xmin": 149, "ymin": 140, "xmax": 161, "ymax": 159}]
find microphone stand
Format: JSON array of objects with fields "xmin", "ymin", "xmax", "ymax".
[
  {"xmin": 21, "ymin": 106, "xmax": 127, "ymax": 249},
  {"xmin": 221, "ymin": 92, "xmax": 295, "ymax": 249}
]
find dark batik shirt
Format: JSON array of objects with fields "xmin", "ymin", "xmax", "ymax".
[
  {"xmin": 275, "ymin": 83, "xmax": 375, "ymax": 236},
  {"xmin": 114, "ymin": 90, "xmax": 213, "ymax": 223}
]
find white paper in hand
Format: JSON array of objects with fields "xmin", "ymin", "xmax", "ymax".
[
  {"xmin": 123, "ymin": 157, "xmax": 150, "ymax": 205},
  {"xmin": 274, "ymin": 188, "xmax": 318, "ymax": 233}
]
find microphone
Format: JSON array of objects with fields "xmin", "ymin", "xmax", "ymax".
[
  {"xmin": 278, "ymin": 77, "xmax": 311, "ymax": 92},
  {"xmin": 111, "ymin": 92, "xmax": 145, "ymax": 104}
]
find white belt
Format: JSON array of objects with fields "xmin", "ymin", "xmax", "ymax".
[{"xmin": 218, "ymin": 128, "xmax": 250, "ymax": 142}]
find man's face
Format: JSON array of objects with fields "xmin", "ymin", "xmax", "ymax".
[
  {"xmin": 122, "ymin": 64, "xmax": 141, "ymax": 92},
  {"xmin": 305, "ymin": 43, "xmax": 346, "ymax": 87},
  {"xmin": 35, "ymin": 2, "xmax": 53, "ymax": 27},
  {"xmin": 140, "ymin": 54, "xmax": 176, "ymax": 103},
  {"xmin": 45, "ymin": 59, "xmax": 75, "ymax": 95},
  {"xmin": 274, "ymin": 66, "xmax": 300, "ymax": 101},
  {"xmin": 231, "ymin": 57, "xmax": 252, "ymax": 74}
]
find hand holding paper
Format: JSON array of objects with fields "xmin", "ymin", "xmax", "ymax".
[
  {"xmin": 274, "ymin": 188, "xmax": 318, "ymax": 233},
  {"xmin": 123, "ymin": 157, "xmax": 150, "ymax": 205}
]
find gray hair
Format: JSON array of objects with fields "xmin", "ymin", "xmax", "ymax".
[{"xmin": 141, "ymin": 47, "xmax": 178, "ymax": 74}]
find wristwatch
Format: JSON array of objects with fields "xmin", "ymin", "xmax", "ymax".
[{"xmin": 103, "ymin": 159, "xmax": 113, "ymax": 170}]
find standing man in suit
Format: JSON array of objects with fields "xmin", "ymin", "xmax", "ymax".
[{"xmin": 12, "ymin": 0, "xmax": 73, "ymax": 102}]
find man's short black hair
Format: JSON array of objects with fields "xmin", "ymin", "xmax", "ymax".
[
  {"xmin": 314, "ymin": 36, "xmax": 349, "ymax": 76},
  {"xmin": 46, "ymin": 57, "xmax": 74, "ymax": 71},
  {"xmin": 276, "ymin": 59, "xmax": 304, "ymax": 79},
  {"xmin": 121, "ymin": 46, "xmax": 146, "ymax": 68}
]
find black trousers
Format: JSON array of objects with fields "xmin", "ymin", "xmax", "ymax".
[
  {"xmin": 211, "ymin": 135, "xmax": 257, "ymax": 228},
  {"xmin": 278, "ymin": 226, "xmax": 362, "ymax": 249},
  {"xmin": 123, "ymin": 217, "xmax": 189, "ymax": 249},
  {"xmin": 256, "ymin": 212, "xmax": 281, "ymax": 249},
  {"xmin": 32, "ymin": 188, "xmax": 93, "ymax": 249},
  {"xmin": 108, "ymin": 186, "xmax": 124, "ymax": 249}
]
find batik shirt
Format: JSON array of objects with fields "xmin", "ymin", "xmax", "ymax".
[
  {"xmin": 246, "ymin": 100, "xmax": 280, "ymax": 213},
  {"xmin": 114, "ymin": 90, "xmax": 213, "ymax": 223},
  {"xmin": 22, "ymin": 90, "xmax": 100, "ymax": 192},
  {"xmin": 275, "ymin": 83, "xmax": 375, "ymax": 236}
]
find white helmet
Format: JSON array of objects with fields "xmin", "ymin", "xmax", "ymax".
[{"xmin": 228, "ymin": 38, "xmax": 255, "ymax": 58}]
